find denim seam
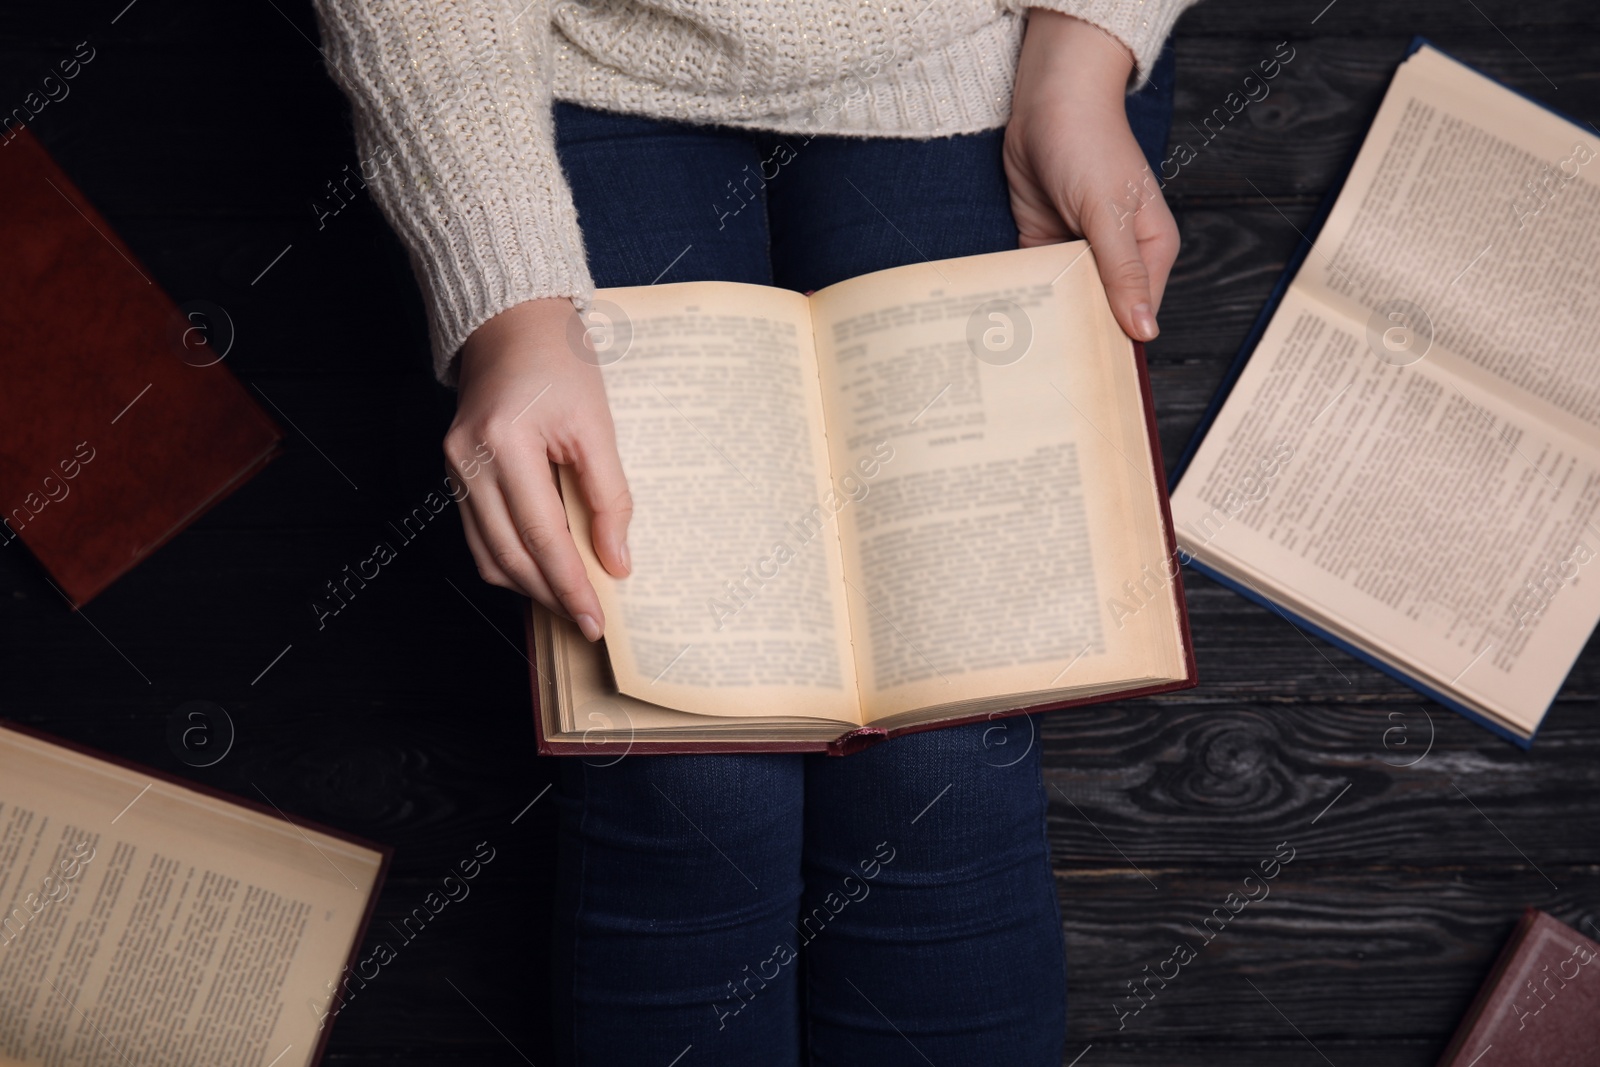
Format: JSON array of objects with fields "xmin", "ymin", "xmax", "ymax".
[
  {"xmin": 761, "ymin": 166, "xmax": 774, "ymax": 286},
  {"xmin": 801, "ymin": 962, "xmax": 814, "ymax": 1067},
  {"xmin": 799, "ymin": 749, "xmax": 814, "ymax": 1066},
  {"xmin": 1036, "ymin": 724, "xmax": 1069, "ymax": 1056},
  {"xmin": 571, "ymin": 760, "xmax": 593, "ymax": 1066}
]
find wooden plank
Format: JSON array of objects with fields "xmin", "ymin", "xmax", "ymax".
[
  {"xmin": 1059, "ymin": 871, "xmax": 1600, "ymax": 1042},
  {"xmin": 1147, "ymin": 202, "xmax": 1314, "ymax": 370},
  {"xmin": 1163, "ymin": 37, "xmax": 1599, "ymax": 207},
  {"xmin": 1041, "ymin": 681, "xmax": 1600, "ymax": 867}
]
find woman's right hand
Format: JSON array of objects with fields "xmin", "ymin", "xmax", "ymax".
[{"xmin": 444, "ymin": 297, "xmax": 632, "ymax": 642}]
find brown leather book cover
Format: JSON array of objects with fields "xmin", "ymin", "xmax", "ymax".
[
  {"xmin": 527, "ymin": 340, "xmax": 1198, "ymax": 755},
  {"xmin": 0, "ymin": 128, "xmax": 281, "ymax": 606},
  {"xmin": 1436, "ymin": 908, "xmax": 1600, "ymax": 1066}
]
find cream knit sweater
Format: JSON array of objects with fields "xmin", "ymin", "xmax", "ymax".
[{"xmin": 310, "ymin": 0, "xmax": 1195, "ymax": 381}]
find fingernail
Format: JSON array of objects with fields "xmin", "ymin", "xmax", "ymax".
[
  {"xmin": 576, "ymin": 613, "xmax": 602, "ymax": 642},
  {"xmin": 1132, "ymin": 303, "xmax": 1158, "ymax": 341},
  {"xmin": 619, "ymin": 541, "xmax": 632, "ymax": 575}
]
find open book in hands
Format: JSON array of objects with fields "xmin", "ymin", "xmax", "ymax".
[{"xmin": 531, "ymin": 241, "xmax": 1196, "ymax": 755}]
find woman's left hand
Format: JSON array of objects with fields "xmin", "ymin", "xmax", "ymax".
[{"xmin": 1004, "ymin": 8, "xmax": 1178, "ymax": 342}]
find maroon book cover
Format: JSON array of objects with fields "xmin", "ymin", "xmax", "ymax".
[
  {"xmin": 0, "ymin": 128, "xmax": 281, "ymax": 606},
  {"xmin": 527, "ymin": 340, "xmax": 1198, "ymax": 755},
  {"xmin": 1436, "ymin": 908, "xmax": 1600, "ymax": 1066}
]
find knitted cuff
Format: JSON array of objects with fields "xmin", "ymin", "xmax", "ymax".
[
  {"xmin": 312, "ymin": 0, "xmax": 596, "ymax": 385},
  {"xmin": 385, "ymin": 127, "xmax": 596, "ymax": 385},
  {"xmin": 1007, "ymin": 0, "xmax": 1193, "ymax": 89}
]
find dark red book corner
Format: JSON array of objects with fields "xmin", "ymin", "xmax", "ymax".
[
  {"xmin": 0, "ymin": 128, "xmax": 282, "ymax": 606},
  {"xmin": 1435, "ymin": 908, "xmax": 1600, "ymax": 1066}
]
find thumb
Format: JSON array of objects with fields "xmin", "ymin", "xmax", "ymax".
[{"xmin": 1082, "ymin": 202, "xmax": 1159, "ymax": 341}]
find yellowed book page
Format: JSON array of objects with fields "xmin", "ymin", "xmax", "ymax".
[
  {"xmin": 1295, "ymin": 44, "xmax": 1600, "ymax": 447},
  {"xmin": 565, "ymin": 281, "xmax": 861, "ymax": 723},
  {"xmin": 1169, "ymin": 290, "xmax": 1600, "ymax": 735},
  {"xmin": 809, "ymin": 241, "xmax": 1184, "ymax": 719},
  {"xmin": 539, "ymin": 612, "xmax": 843, "ymax": 739},
  {"xmin": 0, "ymin": 726, "xmax": 382, "ymax": 1067}
]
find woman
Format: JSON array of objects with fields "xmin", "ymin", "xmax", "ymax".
[{"xmin": 311, "ymin": 1, "xmax": 1193, "ymax": 1061}]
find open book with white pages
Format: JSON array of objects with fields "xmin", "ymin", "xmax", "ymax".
[{"xmin": 1169, "ymin": 42, "xmax": 1600, "ymax": 746}]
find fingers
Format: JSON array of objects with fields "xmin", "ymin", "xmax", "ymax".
[
  {"xmin": 457, "ymin": 493, "xmax": 512, "ymax": 589},
  {"xmin": 494, "ymin": 451, "xmax": 607, "ymax": 641},
  {"xmin": 460, "ymin": 478, "xmax": 565, "ymax": 616},
  {"xmin": 448, "ymin": 297, "xmax": 623, "ymax": 634},
  {"xmin": 1134, "ymin": 193, "xmax": 1180, "ymax": 313},
  {"xmin": 1082, "ymin": 192, "xmax": 1161, "ymax": 341},
  {"xmin": 458, "ymin": 455, "xmax": 614, "ymax": 645},
  {"xmin": 458, "ymin": 487, "xmax": 527, "ymax": 591},
  {"xmin": 569, "ymin": 427, "xmax": 633, "ymax": 579}
]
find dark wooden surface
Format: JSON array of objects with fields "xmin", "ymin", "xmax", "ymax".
[{"xmin": 2, "ymin": 2, "xmax": 1597, "ymax": 1064}]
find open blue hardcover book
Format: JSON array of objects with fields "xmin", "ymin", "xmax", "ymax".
[{"xmin": 1168, "ymin": 41, "xmax": 1600, "ymax": 748}]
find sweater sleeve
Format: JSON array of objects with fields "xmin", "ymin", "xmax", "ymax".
[
  {"xmin": 310, "ymin": 0, "xmax": 593, "ymax": 383},
  {"xmin": 1002, "ymin": 0, "xmax": 1197, "ymax": 89}
]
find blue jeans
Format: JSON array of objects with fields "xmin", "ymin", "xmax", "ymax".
[{"xmin": 549, "ymin": 49, "xmax": 1174, "ymax": 1065}]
